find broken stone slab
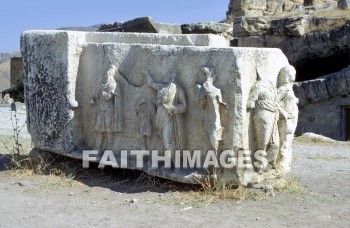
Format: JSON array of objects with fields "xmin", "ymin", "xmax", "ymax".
[
  {"xmin": 98, "ymin": 17, "xmax": 182, "ymax": 34},
  {"xmin": 155, "ymin": 23, "xmax": 182, "ymax": 34},
  {"xmin": 21, "ymin": 30, "xmax": 293, "ymax": 185},
  {"xmin": 303, "ymin": 79, "xmax": 329, "ymax": 103},
  {"xmin": 122, "ymin": 16, "xmax": 159, "ymax": 33},
  {"xmin": 236, "ymin": 18, "xmax": 350, "ymax": 73},
  {"xmin": 98, "ymin": 22, "xmax": 124, "ymax": 32},
  {"xmin": 325, "ymin": 70, "xmax": 350, "ymax": 97},
  {"xmin": 233, "ymin": 17, "xmax": 271, "ymax": 37},
  {"xmin": 234, "ymin": 15, "xmax": 348, "ymax": 38},
  {"xmin": 181, "ymin": 22, "xmax": 232, "ymax": 34}
]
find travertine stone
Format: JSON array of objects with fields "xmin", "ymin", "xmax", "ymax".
[{"xmin": 21, "ymin": 30, "xmax": 293, "ymax": 185}]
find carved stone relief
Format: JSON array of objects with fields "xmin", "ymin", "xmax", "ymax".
[{"xmin": 21, "ymin": 30, "xmax": 296, "ymax": 185}]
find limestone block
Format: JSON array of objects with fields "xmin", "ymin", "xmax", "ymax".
[
  {"xmin": 294, "ymin": 66, "xmax": 350, "ymax": 108},
  {"xmin": 181, "ymin": 22, "xmax": 232, "ymax": 34},
  {"xmin": 155, "ymin": 23, "xmax": 182, "ymax": 34},
  {"xmin": 266, "ymin": 0, "xmax": 285, "ymax": 15},
  {"xmin": 21, "ymin": 30, "xmax": 291, "ymax": 185},
  {"xmin": 304, "ymin": 79, "xmax": 330, "ymax": 103},
  {"xmin": 325, "ymin": 71, "xmax": 349, "ymax": 97},
  {"xmin": 233, "ymin": 17, "xmax": 271, "ymax": 37},
  {"xmin": 122, "ymin": 17, "xmax": 158, "ymax": 33}
]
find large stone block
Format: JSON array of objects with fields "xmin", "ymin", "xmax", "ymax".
[{"xmin": 21, "ymin": 30, "xmax": 293, "ymax": 185}]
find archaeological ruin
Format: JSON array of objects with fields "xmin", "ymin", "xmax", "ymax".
[
  {"xmin": 17, "ymin": 0, "xmax": 350, "ymax": 186},
  {"xmin": 21, "ymin": 30, "xmax": 298, "ymax": 185}
]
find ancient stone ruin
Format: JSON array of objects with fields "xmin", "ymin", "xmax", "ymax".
[
  {"xmin": 21, "ymin": 30, "xmax": 299, "ymax": 185},
  {"xmin": 227, "ymin": 0, "xmax": 350, "ymax": 141},
  {"xmin": 226, "ymin": 0, "xmax": 347, "ymax": 20}
]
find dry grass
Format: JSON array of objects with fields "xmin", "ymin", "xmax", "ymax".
[
  {"xmin": 274, "ymin": 176, "xmax": 310, "ymax": 195},
  {"xmin": 165, "ymin": 176, "xmax": 309, "ymax": 208},
  {"xmin": 1, "ymin": 133, "xmax": 309, "ymax": 203}
]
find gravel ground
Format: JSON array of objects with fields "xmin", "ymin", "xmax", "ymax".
[
  {"xmin": 0, "ymin": 108, "xmax": 349, "ymax": 227},
  {"xmin": 0, "ymin": 141, "xmax": 348, "ymax": 227}
]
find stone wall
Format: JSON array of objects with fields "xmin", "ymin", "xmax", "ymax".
[
  {"xmin": 296, "ymin": 96, "xmax": 350, "ymax": 140},
  {"xmin": 227, "ymin": 0, "xmax": 305, "ymax": 20},
  {"xmin": 232, "ymin": 16, "xmax": 350, "ymax": 81},
  {"xmin": 226, "ymin": 0, "xmax": 345, "ymax": 21},
  {"xmin": 294, "ymin": 66, "xmax": 350, "ymax": 140}
]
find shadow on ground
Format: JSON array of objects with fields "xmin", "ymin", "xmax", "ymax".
[
  {"xmin": 0, "ymin": 154, "xmax": 13, "ymax": 171},
  {"xmin": 1, "ymin": 151, "xmax": 198, "ymax": 194}
]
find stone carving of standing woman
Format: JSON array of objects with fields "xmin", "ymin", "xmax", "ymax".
[
  {"xmin": 196, "ymin": 67, "xmax": 227, "ymax": 152},
  {"xmin": 146, "ymin": 71, "xmax": 187, "ymax": 162},
  {"xmin": 91, "ymin": 64, "xmax": 122, "ymax": 152},
  {"xmin": 276, "ymin": 65, "xmax": 299, "ymax": 172},
  {"xmin": 136, "ymin": 99, "xmax": 156, "ymax": 148},
  {"xmin": 247, "ymin": 74, "xmax": 288, "ymax": 169}
]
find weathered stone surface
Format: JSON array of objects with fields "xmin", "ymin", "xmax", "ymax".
[
  {"xmin": 84, "ymin": 31, "xmax": 228, "ymax": 47},
  {"xmin": 293, "ymin": 66, "xmax": 350, "ymax": 107},
  {"xmin": 266, "ymin": 0, "xmax": 285, "ymax": 15},
  {"xmin": 21, "ymin": 30, "xmax": 293, "ymax": 185},
  {"xmin": 181, "ymin": 22, "xmax": 232, "ymax": 34},
  {"xmin": 98, "ymin": 17, "xmax": 182, "ymax": 34},
  {"xmin": 155, "ymin": 23, "xmax": 182, "ymax": 34},
  {"xmin": 98, "ymin": 22, "xmax": 123, "ymax": 32},
  {"xmin": 226, "ymin": 0, "xmax": 306, "ymax": 21},
  {"xmin": 234, "ymin": 15, "xmax": 347, "ymax": 38},
  {"xmin": 235, "ymin": 16, "xmax": 350, "ymax": 68},
  {"xmin": 181, "ymin": 22, "xmax": 233, "ymax": 45},
  {"xmin": 122, "ymin": 17, "xmax": 159, "ymax": 33},
  {"xmin": 270, "ymin": 15, "xmax": 310, "ymax": 36},
  {"xmin": 233, "ymin": 17, "xmax": 271, "ymax": 37},
  {"xmin": 339, "ymin": 0, "xmax": 350, "ymax": 9}
]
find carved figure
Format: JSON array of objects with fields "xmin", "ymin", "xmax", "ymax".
[
  {"xmin": 247, "ymin": 75, "xmax": 288, "ymax": 169},
  {"xmin": 277, "ymin": 65, "xmax": 299, "ymax": 172},
  {"xmin": 91, "ymin": 65, "xmax": 122, "ymax": 151},
  {"xmin": 146, "ymin": 71, "xmax": 187, "ymax": 162},
  {"xmin": 136, "ymin": 99, "xmax": 156, "ymax": 148},
  {"xmin": 196, "ymin": 67, "xmax": 227, "ymax": 151}
]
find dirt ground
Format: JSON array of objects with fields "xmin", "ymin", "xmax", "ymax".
[{"xmin": 0, "ymin": 138, "xmax": 350, "ymax": 228}]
